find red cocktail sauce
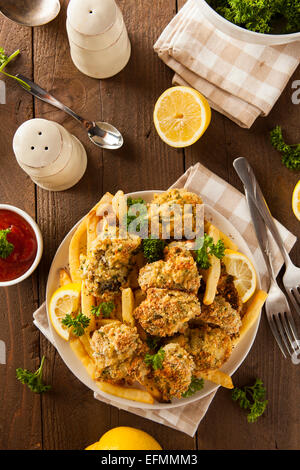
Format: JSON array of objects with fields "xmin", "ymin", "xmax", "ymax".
[{"xmin": 0, "ymin": 209, "xmax": 37, "ymax": 282}]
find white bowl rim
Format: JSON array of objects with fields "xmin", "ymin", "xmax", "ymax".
[
  {"xmin": 196, "ymin": 0, "xmax": 300, "ymax": 41},
  {"xmin": 46, "ymin": 190, "xmax": 262, "ymax": 410},
  {"xmin": 0, "ymin": 204, "xmax": 43, "ymax": 287}
]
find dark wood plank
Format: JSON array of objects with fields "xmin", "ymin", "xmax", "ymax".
[{"xmin": 0, "ymin": 19, "xmax": 42, "ymax": 450}]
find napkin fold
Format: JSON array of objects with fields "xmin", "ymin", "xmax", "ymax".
[
  {"xmin": 154, "ymin": 0, "xmax": 300, "ymax": 128},
  {"xmin": 33, "ymin": 162, "xmax": 297, "ymax": 437}
]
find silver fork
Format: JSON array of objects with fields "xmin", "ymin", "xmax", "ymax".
[
  {"xmin": 234, "ymin": 158, "xmax": 300, "ymax": 358},
  {"xmin": 233, "ymin": 158, "xmax": 300, "ymax": 318}
]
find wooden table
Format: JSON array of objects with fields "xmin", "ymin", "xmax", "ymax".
[{"xmin": 1, "ymin": 0, "xmax": 300, "ymax": 451}]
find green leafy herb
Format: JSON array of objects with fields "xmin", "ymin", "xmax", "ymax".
[
  {"xmin": 195, "ymin": 233, "xmax": 225, "ymax": 269},
  {"xmin": 146, "ymin": 335, "xmax": 161, "ymax": 351},
  {"xmin": 62, "ymin": 311, "xmax": 90, "ymax": 336},
  {"xmin": 270, "ymin": 126, "xmax": 300, "ymax": 171},
  {"xmin": 232, "ymin": 378, "xmax": 268, "ymax": 423},
  {"xmin": 16, "ymin": 356, "xmax": 51, "ymax": 394},
  {"xmin": 125, "ymin": 197, "xmax": 148, "ymax": 234},
  {"xmin": 142, "ymin": 237, "xmax": 166, "ymax": 263},
  {"xmin": 0, "ymin": 228, "xmax": 14, "ymax": 259},
  {"xmin": 0, "ymin": 47, "xmax": 30, "ymax": 89},
  {"xmin": 91, "ymin": 301, "xmax": 115, "ymax": 318},
  {"xmin": 182, "ymin": 377, "xmax": 204, "ymax": 398},
  {"xmin": 207, "ymin": 1, "xmax": 300, "ymax": 35},
  {"xmin": 144, "ymin": 348, "xmax": 165, "ymax": 370}
]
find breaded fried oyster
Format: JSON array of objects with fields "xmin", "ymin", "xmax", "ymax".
[
  {"xmin": 199, "ymin": 295, "xmax": 242, "ymax": 335},
  {"xmin": 169, "ymin": 326, "xmax": 232, "ymax": 372},
  {"xmin": 138, "ymin": 245, "xmax": 200, "ymax": 295},
  {"xmin": 81, "ymin": 234, "xmax": 141, "ymax": 296},
  {"xmin": 133, "ymin": 288, "xmax": 201, "ymax": 337},
  {"xmin": 152, "ymin": 343, "xmax": 194, "ymax": 401},
  {"xmin": 91, "ymin": 322, "xmax": 147, "ymax": 383}
]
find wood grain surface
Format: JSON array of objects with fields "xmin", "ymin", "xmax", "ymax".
[{"xmin": 0, "ymin": 0, "xmax": 299, "ymax": 450}]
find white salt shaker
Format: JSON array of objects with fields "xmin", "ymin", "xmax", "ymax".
[
  {"xmin": 13, "ymin": 118, "xmax": 87, "ymax": 191},
  {"xmin": 66, "ymin": 0, "xmax": 131, "ymax": 79}
]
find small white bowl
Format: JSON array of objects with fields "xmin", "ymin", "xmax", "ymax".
[
  {"xmin": 0, "ymin": 204, "xmax": 43, "ymax": 287},
  {"xmin": 197, "ymin": 0, "xmax": 300, "ymax": 45}
]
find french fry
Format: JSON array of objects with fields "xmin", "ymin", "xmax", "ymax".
[
  {"xmin": 199, "ymin": 369, "xmax": 233, "ymax": 389},
  {"xmin": 70, "ymin": 337, "xmax": 96, "ymax": 379},
  {"xmin": 59, "ymin": 268, "xmax": 72, "ymax": 287},
  {"xmin": 232, "ymin": 290, "xmax": 268, "ymax": 347},
  {"xmin": 97, "ymin": 381, "xmax": 154, "ymax": 404},
  {"xmin": 203, "ymin": 224, "xmax": 221, "ymax": 305},
  {"xmin": 87, "ymin": 210, "xmax": 99, "ymax": 253},
  {"xmin": 112, "ymin": 190, "xmax": 127, "ymax": 221},
  {"xmin": 81, "ymin": 282, "xmax": 96, "ymax": 333},
  {"xmin": 205, "ymin": 221, "xmax": 238, "ymax": 251},
  {"xmin": 122, "ymin": 288, "xmax": 135, "ymax": 327},
  {"xmin": 98, "ymin": 319, "xmax": 120, "ymax": 326}
]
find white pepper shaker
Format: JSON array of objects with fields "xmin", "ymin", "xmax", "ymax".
[
  {"xmin": 66, "ymin": 0, "xmax": 131, "ymax": 79},
  {"xmin": 13, "ymin": 118, "xmax": 87, "ymax": 191}
]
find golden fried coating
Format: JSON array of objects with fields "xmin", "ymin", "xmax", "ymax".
[
  {"xmin": 169, "ymin": 326, "xmax": 232, "ymax": 372},
  {"xmin": 81, "ymin": 234, "xmax": 141, "ymax": 296},
  {"xmin": 217, "ymin": 266, "xmax": 242, "ymax": 313},
  {"xmin": 91, "ymin": 322, "xmax": 147, "ymax": 383},
  {"xmin": 152, "ymin": 343, "xmax": 194, "ymax": 401},
  {"xmin": 138, "ymin": 246, "xmax": 200, "ymax": 294},
  {"xmin": 133, "ymin": 288, "xmax": 201, "ymax": 337},
  {"xmin": 199, "ymin": 295, "xmax": 242, "ymax": 335}
]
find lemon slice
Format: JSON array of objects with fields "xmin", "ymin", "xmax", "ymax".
[
  {"xmin": 49, "ymin": 282, "xmax": 82, "ymax": 340},
  {"xmin": 222, "ymin": 249, "xmax": 257, "ymax": 303},
  {"xmin": 292, "ymin": 180, "xmax": 300, "ymax": 221},
  {"xmin": 153, "ymin": 86, "xmax": 211, "ymax": 147}
]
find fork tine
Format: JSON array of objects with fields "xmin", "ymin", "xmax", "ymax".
[
  {"xmin": 280, "ymin": 313, "xmax": 299, "ymax": 356},
  {"xmin": 273, "ymin": 314, "xmax": 292, "ymax": 356},
  {"xmin": 267, "ymin": 315, "xmax": 287, "ymax": 358},
  {"xmin": 288, "ymin": 290, "xmax": 300, "ymax": 316}
]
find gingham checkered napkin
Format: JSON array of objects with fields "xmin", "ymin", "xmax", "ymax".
[
  {"xmin": 154, "ymin": 0, "xmax": 300, "ymax": 128},
  {"xmin": 33, "ymin": 163, "xmax": 296, "ymax": 437}
]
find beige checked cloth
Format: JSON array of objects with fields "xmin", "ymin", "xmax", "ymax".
[
  {"xmin": 154, "ymin": 0, "xmax": 300, "ymax": 128},
  {"xmin": 33, "ymin": 163, "xmax": 297, "ymax": 437}
]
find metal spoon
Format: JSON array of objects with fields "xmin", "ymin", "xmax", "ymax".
[
  {"xmin": 0, "ymin": 0, "xmax": 60, "ymax": 27},
  {"xmin": 16, "ymin": 74, "xmax": 123, "ymax": 150}
]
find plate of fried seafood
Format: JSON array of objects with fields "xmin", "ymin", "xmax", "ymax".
[{"xmin": 46, "ymin": 188, "xmax": 267, "ymax": 409}]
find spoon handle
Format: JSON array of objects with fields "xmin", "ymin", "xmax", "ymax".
[{"xmin": 16, "ymin": 74, "xmax": 86, "ymax": 125}]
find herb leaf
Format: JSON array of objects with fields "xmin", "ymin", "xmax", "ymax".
[
  {"xmin": 144, "ymin": 348, "xmax": 165, "ymax": 370},
  {"xmin": 142, "ymin": 237, "xmax": 166, "ymax": 263},
  {"xmin": 16, "ymin": 356, "xmax": 51, "ymax": 394},
  {"xmin": 0, "ymin": 47, "xmax": 30, "ymax": 89},
  {"xmin": 125, "ymin": 197, "xmax": 148, "ymax": 234},
  {"xmin": 91, "ymin": 301, "xmax": 115, "ymax": 318},
  {"xmin": 62, "ymin": 311, "xmax": 90, "ymax": 336},
  {"xmin": 270, "ymin": 126, "xmax": 300, "ymax": 171},
  {"xmin": 232, "ymin": 378, "xmax": 268, "ymax": 423},
  {"xmin": 146, "ymin": 335, "xmax": 161, "ymax": 351},
  {"xmin": 182, "ymin": 377, "xmax": 204, "ymax": 398},
  {"xmin": 0, "ymin": 228, "xmax": 14, "ymax": 259},
  {"xmin": 196, "ymin": 233, "xmax": 225, "ymax": 269}
]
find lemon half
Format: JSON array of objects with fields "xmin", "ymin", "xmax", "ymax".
[
  {"xmin": 86, "ymin": 427, "xmax": 162, "ymax": 450},
  {"xmin": 292, "ymin": 180, "xmax": 300, "ymax": 221},
  {"xmin": 153, "ymin": 86, "xmax": 211, "ymax": 147},
  {"xmin": 49, "ymin": 282, "xmax": 82, "ymax": 340},
  {"xmin": 222, "ymin": 249, "xmax": 257, "ymax": 303}
]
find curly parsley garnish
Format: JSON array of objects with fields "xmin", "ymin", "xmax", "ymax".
[
  {"xmin": 270, "ymin": 126, "xmax": 300, "ymax": 171},
  {"xmin": 182, "ymin": 377, "xmax": 204, "ymax": 398},
  {"xmin": 232, "ymin": 378, "xmax": 268, "ymax": 423},
  {"xmin": 0, "ymin": 228, "xmax": 14, "ymax": 259},
  {"xmin": 142, "ymin": 237, "xmax": 166, "ymax": 263},
  {"xmin": 144, "ymin": 348, "xmax": 165, "ymax": 370},
  {"xmin": 195, "ymin": 233, "xmax": 225, "ymax": 269},
  {"xmin": 146, "ymin": 335, "xmax": 161, "ymax": 351},
  {"xmin": 16, "ymin": 356, "xmax": 51, "ymax": 394},
  {"xmin": 62, "ymin": 312, "xmax": 90, "ymax": 337},
  {"xmin": 91, "ymin": 301, "xmax": 115, "ymax": 318},
  {"xmin": 125, "ymin": 197, "xmax": 148, "ymax": 234}
]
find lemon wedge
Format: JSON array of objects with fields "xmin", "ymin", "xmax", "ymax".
[
  {"xmin": 222, "ymin": 249, "xmax": 257, "ymax": 303},
  {"xmin": 49, "ymin": 282, "xmax": 82, "ymax": 340},
  {"xmin": 153, "ymin": 86, "xmax": 211, "ymax": 147},
  {"xmin": 292, "ymin": 180, "xmax": 300, "ymax": 221}
]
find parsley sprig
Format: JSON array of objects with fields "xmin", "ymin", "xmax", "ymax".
[
  {"xmin": 0, "ymin": 228, "xmax": 14, "ymax": 259},
  {"xmin": 0, "ymin": 48, "xmax": 30, "ymax": 89},
  {"xmin": 91, "ymin": 301, "xmax": 115, "ymax": 318},
  {"xmin": 182, "ymin": 377, "xmax": 204, "ymax": 398},
  {"xmin": 195, "ymin": 233, "xmax": 225, "ymax": 269},
  {"xmin": 62, "ymin": 312, "xmax": 90, "ymax": 336},
  {"xmin": 142, "ymin": 238, "xmax": 166, "ymax": 263},
  {"xmin": 16, "ymin": 356, "xmax": 51, "ymax": 394},
  {"xmin": 125, "ymin": 197, "xmax": 148, "ymax": 234},
  {"xmin": 144, "ymin": 348, "xmax": 165, "ymax": 370},
  {"xmin": 146, "ymin": 335, "xmax": 161, "ymax": 351},
  {"xmin": 232, "ymin": 378, "xmax": 268, "ymax": 423},
  {"xmin": 270, "ymin": 126, "xmax": 300, "ymax": 171}
]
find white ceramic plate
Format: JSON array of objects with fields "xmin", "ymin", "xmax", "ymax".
[{"xmin": 46, "ymin": 190, "xmax": 261, "ymax": 410}]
